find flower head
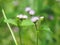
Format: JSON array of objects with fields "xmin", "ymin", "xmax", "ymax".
[
  {"xmin": 17, "ymin": 14, "xmax": 28, "ymax": 19},
  {"xmin": 31, "ymin": 17, "xmax": 39, "ymax": 23},
  {"xmin": 29, "ymin": 10, "xmax": 35, "ymax": 15},
  {"xmin": 23, "ymin": 15, "xmax": 28, "ymax": 19},
  {"xmin": 25, "ymin": 7, "xmax": 31, "ymax": 12},
  {"xmin": 17, "ymin": 14, "xmax": 23, "ymax": 19}
]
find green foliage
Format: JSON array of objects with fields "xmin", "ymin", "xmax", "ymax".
[
  {"xmin": 4, "ymin": 19, "xmax": 35, "ymax": 26},
  {"xmin": 4, "ymin": 19, "xmax": 17, "ymax": 26},
  {"xmin": 21, "ymin": 20, "xmax": 34, "ymax": 26},
  {"xmin": 0, "ymin": 0, "xmax": 60, "ymax": 45},
  {"xmin": 41, "ymin": 25, "xmax": 51, "ymax": 32}
]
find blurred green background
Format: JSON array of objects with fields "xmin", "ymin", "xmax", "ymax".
[{"xmin": 0, "ymin": 0, "xmax": 60, "ymax": 45}]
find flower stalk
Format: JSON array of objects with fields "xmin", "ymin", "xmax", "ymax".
[
  {"xmin": 34, "ymin": 22, "xmax": 38, "ymax": 45},
  {"xmin": 16, "ymin": 19, "xmax": 22, "ymax": 45}
]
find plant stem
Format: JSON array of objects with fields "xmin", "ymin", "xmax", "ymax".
[
  {"xmin": 17, "ymin": 19, "xmax": 22, "ymax": 45},
  {"xmin": 34, "ymin": 23, "xmax": 38, "ymax": 45},
  {"xmin": 19, "ymin": 26, "xmax": 22, "ymax": 45},
  {"xmin": 2, "ymin": 9, "xmax": 18, "ymax": 45}
]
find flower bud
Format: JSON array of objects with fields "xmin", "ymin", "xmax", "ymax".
[{"xmin": 40, "ymin": 16, "xmax": 44, "ymax": 21}]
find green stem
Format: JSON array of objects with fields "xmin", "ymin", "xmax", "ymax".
[
  {"xmin": 17, "ymin": 20, "xmax": 22, "ymax": 45},
  {"xmin": 2, "ymin": 9, "xmax": 18, "ymax": 45},
  {"xmin": 35, "ymin": 21, "xmax": 41, "ymax": 45},
  {"xmin": 34, "ymin": 23, "xmax": 38, "ymax": 45},
  {"xmin": 19, "ymin": 26, "xmax": 22, "ymax": 45}
]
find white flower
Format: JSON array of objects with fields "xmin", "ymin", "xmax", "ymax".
[
  {"xmin": 17, "ymin": 14, "xmax": 23, "ymax": 19},
  {"xmin": 25, "ymin": 7, "xmax": 31, "ymax": 12},
  {"xmin": 31, "ymin": 17, "xmax": 39, "ymax": 22},
  {"xmin": 29, "ymin": 10, "xmax": 35, "ymax": 15},
  {"xmin": 23, "ymin": 15, "xmax": 28, "ymax": 19},
  {"xmin": 17, "ymin": 14, "xmax": 28, "ymax": 19}
]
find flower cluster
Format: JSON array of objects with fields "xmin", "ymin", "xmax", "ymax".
[
  {"xmin": 17, "ymin": 7, "xmax": 44, "ymax": 23},
  {"xmin": 25, "ymin": 7, "xmax": 35, "ymax": 15}
]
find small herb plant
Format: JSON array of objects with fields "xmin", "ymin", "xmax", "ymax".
[{"xmin": 2, "ymin": 7, "xmax": 45, "ymax": 45}]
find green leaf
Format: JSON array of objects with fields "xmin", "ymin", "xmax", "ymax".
[
  {"xmin": 41, "ymin": 25, "xmax": 51, "ymax": 32},
  {"xmin": 21, "ymin": 20, "xmax": 34, "ymax": 26},
  {"xmin": 4, "ymin": 19, "xmax": 17, "ymax": 26}
]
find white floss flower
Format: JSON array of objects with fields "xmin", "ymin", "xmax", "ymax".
[
  {"xmin": 23, "ymin": 15, "xmax": 28, "ymax": 19},
  {"xmin": 17, "ymin": 14, "xmax": 23, "ymax": 19},
  {"xmin": 31, "ymin": 17, "xmax": 39, "ymax": 23},
  {"xmin": 29, "ymin": 10, "xmax": 35, "ymax": 15},
  {"xmin": 17, "ymin": 14, "xmax": 28, "ymax": 19},
  {"xmin": 25, "ymin": 7, "xmax": 31, "ymax": 12}
]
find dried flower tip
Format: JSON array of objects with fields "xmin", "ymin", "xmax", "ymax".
[
  {"xmin": 40, "ymin": 16, "xmax": 44, "ymax": 19},
  {"xmin": 29, "ymin": 10, "xmax": 35, "ymax": 15},
  {"xmin": 25, "ymin": 7, "xmax": 31, "ymax": 12},
  {"xmin": 31, "ymin": 17, "xmax": 39, "ymax": 23},
  {"xmin": 23, "ymin": 15, "xmax": 28, "ymax": 19}
]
